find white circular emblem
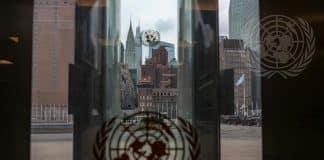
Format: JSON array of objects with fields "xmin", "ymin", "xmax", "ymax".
[
  {"xmin": 246, "ymin": 15, "xmax": 316, "ymax": 79},
  {"xmin": 141, "ymin": 30, "xmax": 160, "ymax": 46}
]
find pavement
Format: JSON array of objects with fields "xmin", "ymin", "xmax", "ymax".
[
  {"xmin": 31, "ymin": 134, "xmax": 73, "ymax": 160},
  {"xmin": 220, "ymin": 125, "xmax": 262, "ymax": 160},
  {"xmin": 31, "ymin": 125, "xmax": 262, "ymax": 160}
]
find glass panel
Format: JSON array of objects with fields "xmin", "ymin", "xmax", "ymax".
[
  {"xmin": 219, "ymin": 0, "xmax": 262, "ymax": 160},
  {"xmin": 31, "ymin": 0, "xmax": 220, "ymax": 160}
]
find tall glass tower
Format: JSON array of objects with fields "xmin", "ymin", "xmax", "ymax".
[
  {"xmin": 229, "ymin": 0, "xmax": 259, "ymax": 40},
  {"xmin": 229, "ymin": 0, "xmax": 262, "ymax": 114}
]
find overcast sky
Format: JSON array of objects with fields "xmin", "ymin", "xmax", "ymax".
[
  {"xmin": 219, "ymin": 0, "xmax": 231, "ymax": 36},
  {"xmin": 121, "ymin": 0, "xmax": 230, "ymax": 59}
]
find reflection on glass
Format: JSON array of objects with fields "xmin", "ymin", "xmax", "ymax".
[
  {"xmin": 0, "ymin": 36, "xmax": 18, "ymax": 65},
  {"xmin": 219, "ymin": 0, "xmax": 262, "ymax": 160},
  {"xmin": 0, "ymin": 60, "xmax": 14, "ymax": 65}
]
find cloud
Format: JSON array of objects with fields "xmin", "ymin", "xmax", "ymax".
[{"xmin": 154, "ymin": 19, "xmax": 175, "ymax": 33}]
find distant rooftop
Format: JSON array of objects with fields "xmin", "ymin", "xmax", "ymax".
[{"xmin": 222, "ymin": 39, "xmax": 244, "ymax": 50}]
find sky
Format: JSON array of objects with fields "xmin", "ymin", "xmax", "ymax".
[
  {"xmin": 121, "ymin": 0, "xmax": 230, "ymax": 59},
  {"xmin": 219, "ymin": 0, "xmax": 231, "ymax": 36}
]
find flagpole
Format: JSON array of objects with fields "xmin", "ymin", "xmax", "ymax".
[
  {"xmin": 243, "ymin": 82, "xmax": 246, "ymax": 116},
  {"xmin": 235, "ymin": 74, "xmax": 246, "ymax": 116}
]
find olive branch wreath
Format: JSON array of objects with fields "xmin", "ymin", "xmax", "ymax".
[
  {"xmin": 177, "ymin": 117, "xmax": 201, "ymax": 160},
  {"xmin": 281, "ymin": 18, "xmax": 316, "ymax": 78},
  {"xmin": 247, "ymin": 16, "xmax": 316, "ymax": 79},
  {"xmin": 93, "ymin": 117, "xmax": 117, "ymax": 160},
  {"xmin": 92, "ymin": 116, "xmax": 201, "ymax": 160}
]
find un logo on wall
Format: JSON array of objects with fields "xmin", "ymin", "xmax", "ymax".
[
  {"xmin": 246, "ymin": 15, "xmax": 316, "ymax": 79},
  {"xmin": 93, "ymin": 112, "xmax": 200, "ymax": 160}
]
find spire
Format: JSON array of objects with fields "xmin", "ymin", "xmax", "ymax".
[
  {"xmin": 135, "ymin": 19, "xmax": 141, "ymax": 40},
  {"xmin": 137, "ymin": 19, "xmax": 140, "ymax": 30},
  {"xmin": 126, "ymin": 18, "xmax": 135, "ymax": 43},
  {"xmin": 129, "ymin": 19, "xmax": 133, "ymax": 30}
]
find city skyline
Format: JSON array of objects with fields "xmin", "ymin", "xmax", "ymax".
[
  {"xmin": 121, "ymin": 0, "xmax": 231, "ymax": 61},
  {"xmin": 122, "ymin": 19, "xmax": 176, "ymax": 64},
  {"xmin": 121, "ymin": 0, "xmax": 177, "ymax": 62}
]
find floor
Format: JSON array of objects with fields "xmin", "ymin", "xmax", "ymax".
[{"xmin": 31, "ymin": 125, "xmax": 262, "ymax": 160}]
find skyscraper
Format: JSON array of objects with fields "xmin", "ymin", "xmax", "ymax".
[
  {"xmin": 135, "ymin": 22, "xmax": 142, "ymax": 65},
  {"xmin": 138, "ymin": 46, "xmax": 178, "ymax": 118},
  {"xmin": 229, "ymin": 0, "xmax": 259, "ymax": 40},
  {"xmin": 120, "ymin": 64, "xmax": 137, "ymax": 110},
  {"xmin": 125, "ymin": 20, "xmax": 143, "ymax": 87},
  {"xmin": 125, "ymin": 20, "xmax": 136, "ymax": 69},
  {"xmin": 152, "ymin": 88, "xmax": 178, "ymax": 120},
  {"xmin": 149, "ymin": 41, "xmax": 175, "ymax": 62},
  {"xmin": 32, "ymin": 0, "xmax": 75, "ymax": 122},
  {"xmin": 229, "ymin": 0, "xmax": 262, "ymax": 114},
  {"xmin": 135, "ymin": 22, "xmax": 142, "ymax": 81},
  {"xmin": 219, "ymin": 39, "xmax": 252, "ymax": 116},
  {"xmin": 120, "ymin": 42, "xmax": 125, "ymax": 63}
]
